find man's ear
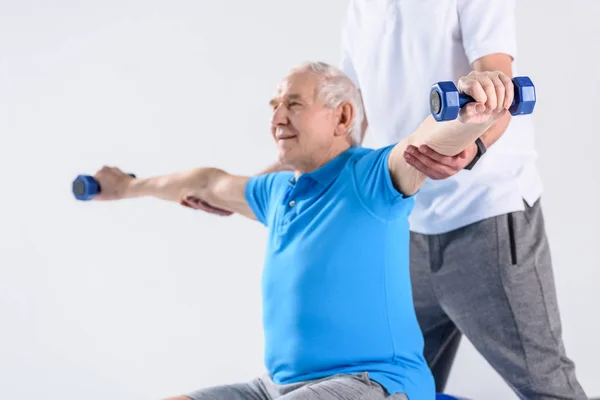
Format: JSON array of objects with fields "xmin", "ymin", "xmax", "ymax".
[{"xmin": 334, "ymin": 101, "xmax": 354, "ymax": 137}]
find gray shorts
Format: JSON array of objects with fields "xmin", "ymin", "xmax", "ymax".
[{"xmin": 185, "ymin": 372, "xmax": 407, "ymax": 400}]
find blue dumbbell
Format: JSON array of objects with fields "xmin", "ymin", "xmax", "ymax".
[
  {"xmin": 72, "ymin": 173, "xmax": 136, "ymax": 201},
  {"xmin": 430, "ymin": 76, "xmax": 536, "ymax": 121}
]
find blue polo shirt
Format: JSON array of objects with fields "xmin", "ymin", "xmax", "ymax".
[{"xmin": 245, "ymin": 145, "xmax": 435, "ymax": 400}]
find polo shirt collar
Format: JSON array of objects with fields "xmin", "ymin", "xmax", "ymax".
[{"xmin": 291, "ymin": 146, "xmax": 360, "ymax": 187}]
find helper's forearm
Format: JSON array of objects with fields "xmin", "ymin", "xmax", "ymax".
[
  {"xmin": 389, "ymin": 115, "xmax": 495, "ymax": 195},
  {"xmin": 479, "ymin": 112, "xmax": 511, "ymax": 148}
]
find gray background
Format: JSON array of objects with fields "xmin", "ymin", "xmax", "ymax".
[{"xmin": 0, "ymin": 1, "xmax": 598, "ymax": 399}]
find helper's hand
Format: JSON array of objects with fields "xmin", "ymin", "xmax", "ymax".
[
  {"xmin": 458, "ymin": 71, "xmax": 513, "ymax": 125},
  {"xmin": 404, "ymin": 142, "xmax": 478, "ymax": 180},
  {"xmin": 180, "ymin": 195, "xmax": 233, "ymax": 216},
  {"xmin": 93, "ymin": 166, "xmax": 135, "ymax": 200},
  {"xmin": 180, "ymin": 160, "xmax": 294, "ymax": 216}
]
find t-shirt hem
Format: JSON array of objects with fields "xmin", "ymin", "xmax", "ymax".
[
  {"xmin": 369, "ymin": 371, "xmax": 435, "ymax": 400},
  {"xmin": 409, "ymin": 162, "xmax": 544, "ymax": 234},
  {"xmin": 409, "ymin": 191, "xmax": 542, "ymax": 235}
]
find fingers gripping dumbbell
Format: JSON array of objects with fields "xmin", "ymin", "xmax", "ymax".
[
  {"xmin": 72, "ymin": 174, "xmax": 136, "ymax": 201},
  {"xmin": 430, "ymin": 76, "xmax": 536, "ymax": 121}
]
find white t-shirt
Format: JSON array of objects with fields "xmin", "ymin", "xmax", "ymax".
[{"xmin": 340, "ymin": 0, "xmax": 543, "ymax": 235}]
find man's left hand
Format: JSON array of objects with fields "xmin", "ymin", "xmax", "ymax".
[{"xmin": 404, "ymin": 142, "xmax": 478, "ymax": 180}]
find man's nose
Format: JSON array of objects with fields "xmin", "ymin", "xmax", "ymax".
[{"xmin": 271, "ymin": 105, "xmax": 289, "ymax": 127}]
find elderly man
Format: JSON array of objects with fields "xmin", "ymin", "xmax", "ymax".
[{"xmin": 91, "ymin": 62, "xmax": 516, "ymax": 400}]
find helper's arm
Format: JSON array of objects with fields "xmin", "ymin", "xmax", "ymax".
[
  {"xmin": 91, "ymin": 166, "xmax": 257, "ymax": 220},
  {"xmin": 387, "ymin": 71, "xmax": 513, "ymax": 196}
]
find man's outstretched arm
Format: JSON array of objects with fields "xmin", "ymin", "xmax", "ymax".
[
  {"xmin": 388, "ymin": 70, "xmax": 514, "ymax": 196},
  {"xmin": 181, "ymin": 161, "xmax": 293, "ymax": 216},
  {"xmin": 91, "ymin": 166, "xmax": 257, "ymax": 220}
]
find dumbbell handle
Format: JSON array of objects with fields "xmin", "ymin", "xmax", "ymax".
[
  {"xmin": 72, "ymin": 173, "xmax": 136, "ymax": 201},
  {"xmin": 457, "ymin": 91, "xmax": 517, "ymax": 109}
]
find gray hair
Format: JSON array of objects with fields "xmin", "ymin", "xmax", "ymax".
[{"xmin": 288, "ymin": 61, "xmax": 364, "ymax": 146}]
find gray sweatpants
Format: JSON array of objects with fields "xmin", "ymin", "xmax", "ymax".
[
  {"xmin": 411, "ymin": 198, "xmax": 587, "ymax": 399},
  {"xmin": 185, "ymin": 372, "xmax": 407, "ymax": 400}
]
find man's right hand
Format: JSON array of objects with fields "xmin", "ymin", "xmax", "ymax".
[{"xmin": 93, "ymin": 166, "xmax": 136, "ymax": 201}]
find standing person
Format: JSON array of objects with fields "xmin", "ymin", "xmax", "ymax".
[{"xmin": 338, "ymin": 0, "xmax": 587, "ymax": 398}]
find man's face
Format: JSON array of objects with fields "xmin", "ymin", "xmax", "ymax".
[{"xmin": 269, "ymin": 71, "xmax": 339, "ymax": 171}]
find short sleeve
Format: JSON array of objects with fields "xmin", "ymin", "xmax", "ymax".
[
  {"xmin": 352, "ymin": 146, "xmax": 415, "ymax": 218},
  {"xmin": 457, "ymin": 0, "xmax": 517, "ymax": 65},
  {"xmin": 245, "ymin": 172, "xmax": 292, "ymax": 227}
]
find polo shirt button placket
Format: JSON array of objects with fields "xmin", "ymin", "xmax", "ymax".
[
  {"xmin": 278, "ymin": 186, "xmax": 296, "ymax": 232},
  {"xmin": 282, "ymin": 200, "xmax": 295, "ymax": 226}
]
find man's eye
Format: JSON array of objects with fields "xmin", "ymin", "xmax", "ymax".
[{"xmin": 289, "ymin": 102, "xmax": 300, "ymax": 107}]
